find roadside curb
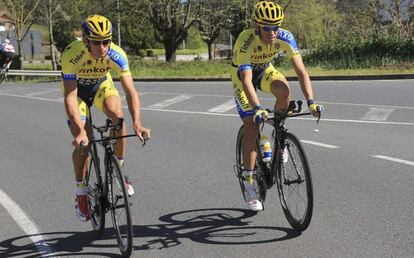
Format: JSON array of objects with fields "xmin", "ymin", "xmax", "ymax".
[{"xmin": 131, "ymin": 74, "xmax": 414, "ymax": 82}]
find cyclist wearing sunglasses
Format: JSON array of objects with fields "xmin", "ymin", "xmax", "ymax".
[
  {"xmin": 231, "ymin": 1, "xmax": 324, "ymax": 211},
  {"xmin": 61, "ymin": 14, "xmax": 151, "ymax": 221}
]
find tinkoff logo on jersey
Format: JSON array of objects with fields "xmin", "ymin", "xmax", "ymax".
[
  {"xmin": 79, "ymin": 66, "xmax": 111, "ymax": 74},
  {"xmin": 240, "ymin": 34, "xmax": 255, "ymax": 53},
  {"xmin": 234, "ymin": 88, "xmax": 250, "ymax": 110},
  {"xmin": 251, "ymin": 51, "xmax": 277, "ymax": 62},
  {"xmin": 69, "ymin": 50, "xmax": 86, "ymax": 65}
]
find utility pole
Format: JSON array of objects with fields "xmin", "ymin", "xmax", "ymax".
[{"xmin": 117, "ymin": 0, "xmax": 121, "ymax": 47}]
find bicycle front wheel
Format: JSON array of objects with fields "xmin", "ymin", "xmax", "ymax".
[
  {"xmin": 276, "ymin": 132, "xmax": 313, "ymax": 231},
  {"xmin": 108, "ymin": 156, "xmax": 133, "ymax": 257},
  {"xmin": 86, "ymin": 149, "xmax": 105, "ymax": 236},
  {"xmin": 0, "ymin": 66, "xmax": 7, "ymax": 83}
]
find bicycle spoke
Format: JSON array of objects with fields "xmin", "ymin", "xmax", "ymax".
[
  {"xmin": 277, "ymin": 132, "xmax": 313, "ymax": 231},
  {"xmin": 109, "ymin": 157, "xmax": 132, "ymax": 257},
  {"xmin": 86, "ymin": 151, "xmax": 105, "ymax": 235}
]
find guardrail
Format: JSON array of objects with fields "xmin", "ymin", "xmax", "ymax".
[{"xmin": 7, "ymin": 69, "xmax": 61, "ymax": 76}]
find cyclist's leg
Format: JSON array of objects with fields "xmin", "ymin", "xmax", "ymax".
[
  {"xmin": 94, "ymin": 75, "xmax": 125, "ymax": 158},
  {"xmin": 61, "ymin": 81, "xmax": 93, "ymax": 221},
  {"xmin": 259, "ymin": 64, "xmax": 290, "ymax": 111},
  {"xmin": 231, "ymin": 68, "xmax": 258, "ymax": 171},
  {"xmin": 231, "ymin": 68, "xmax": 263, "ymax": 211},
  {"xmin": 94, "ymin": 76, "xmax": 135, "ymax": 195}
]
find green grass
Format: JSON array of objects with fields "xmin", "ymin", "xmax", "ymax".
[
  {"xmin": 17, "ymin": 57, "xmax": 414, "ymax": 81},
  {"xmin": 129, "ymin": 59, "xmax": 232, "ymax": 78},
  {"xmin": 22, "ymin": 63, "xmax": 53, "ymax": 70},
  {"xmin": 148, "ymin": 48, "xmax": 209, "ymax": 56},
  {"xmin": 129, "ymin": 59, "xmax": 414, "ymax": 78}
]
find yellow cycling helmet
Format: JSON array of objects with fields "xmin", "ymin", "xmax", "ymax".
[
  {"xmin": 82, "ymin": 15, "xmax": 112, "ymax": 41},
  {"xmin": 253, "ymin": 1, "xmax": 284, "ymax": 26}
]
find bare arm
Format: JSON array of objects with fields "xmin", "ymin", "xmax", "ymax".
[
  {"xmin": 291, "ymin": 55, "xmax": 314, "ymax": 101},
  {"xmin": 240, "ymin": 69, "xmax": 261, "ymax": 108},
  {"xmin": 119, "ymin": 74, "xmax": 151, "ymax": 141},
  {"xmin": 63, "ymin": 80, "xmax": 88, "ymax": 147}
]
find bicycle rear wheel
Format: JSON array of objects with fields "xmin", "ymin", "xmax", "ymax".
[
  {"xmin": 85, "ymin": 149, "xmax": 105, "ymax": 236},
  {"xmin": 108, "ymin": 156, "xmax": 133, "ymax": 257},
  {"xmin": 276, "ymin": 132, "xmax": 313, "ymax": 231},
  {"xmin": 235, "ymin": 126, "xmax": 267, "ymax": 205}
]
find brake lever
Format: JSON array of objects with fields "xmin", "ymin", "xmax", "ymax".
[{"xmin": 297, "ymin": 100, "xmax": 303, "ymax": 113}]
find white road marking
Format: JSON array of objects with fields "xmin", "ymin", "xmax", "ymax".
[
  {"xmin": 1, "ymin": 92, "xmax": 414, "ymax": 126},
  {"xmin": 0, "ymin": 188, "xmax": 55, "ymax": 256},
  {"xmin": 300, "ymin": 140, "xmax": 339, "ymax": 149},
  {"xmin": 25, "ymin": 89, "xmax": 61, "ymax": 96},
  {"xmin": 317, "ymin": 101, "xmax": 414, "ymax": 110},
  {"xmin": 362, "ymin": 107, "xmax": 394, "ymax": 121},
  {"xmin": 148, "ymin": 95, "xmax": 192, "ymax": 109},
  {"xmin": 307, "ymin": 117, "xmax": 414, "ymax": 126},
  {"xmin": 208, "ymin": 99, "xmax": 236, "ymax": 113},
  {"xmin": 373, "ymin": 155, "xmax": 414, "ymax": 166}
]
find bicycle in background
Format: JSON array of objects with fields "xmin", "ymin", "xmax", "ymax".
[
  {"xmin": 235, "ymin": 100, "xmax": 321, "ymax": 231},
  {"xmin": 0, "ymin": 59, "xmax": 12, "ymax": 83}
]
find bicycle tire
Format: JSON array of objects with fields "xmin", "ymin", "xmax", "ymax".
[
  {"xmin": 235, "ymin": 126, "xmax": 267, "ymax": 205},
  {"xmin": 108, "ymin": 156, "xmax": 133, "ymax": 257},
  {"xmin": 275, "ymin": 132, "xmax": 313, "ymax": 231},
  {"xmin": 85, "ymin": 149, "xmax": 105, "ymax": 236},
  {"xmin": 0, "ymin": 66, "xmax": 7, "ymax": 83}
]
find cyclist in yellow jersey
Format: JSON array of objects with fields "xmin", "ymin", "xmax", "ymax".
[
  {"xmin": 61, "ymin": 15, "xmax": 151, "ymax": 221},
  {"xmin": 231, "ymin": 1, "xmax": 324, "ymax": 211}
]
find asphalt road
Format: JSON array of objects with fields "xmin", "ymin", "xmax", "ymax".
[{"xmin": 0, "ymin": 80, "xmax": 413, "ymax": 257}]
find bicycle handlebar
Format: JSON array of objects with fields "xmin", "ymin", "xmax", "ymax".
[
  {"xmin": 93, "ymin": 118, "xmax": 124, "ymax": 133},
  {"xmin": 90, "ymin": 118, "xmax": 149, "ymax": 147},
  {"xmin": 264, "ymin": 100, "xmax": 322, "ymax": 124}
]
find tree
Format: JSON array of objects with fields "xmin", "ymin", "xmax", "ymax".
[
  {"xmin": 52, "ymin": 0, "xmax": 114, "ymax": 52},
  {"xmin": 197, "ymin": 1, "xmax": 231, "ymax": 60},
  {"xmin": 122, "ymin": 1, "xmax": 161, "ymax": 54},
  {"xmin": 282, "ymin": 0, "xmax": 341, "ymax": 49},
  {"xmin": 1, "ymin": 0, "xmax": 41, "ymax": 69},
  {"xmin": 36, "ymin": 0, "xmax": 60, "ymax": 70},
  {"xmin": 143, "ymin": 0, "xmax": 203, "ymax": 62},
  {"xmin": 228, "ymin": 0, "xmax": 253, "ymax": 39}
]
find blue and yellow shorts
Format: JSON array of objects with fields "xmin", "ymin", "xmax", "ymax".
[
  {"xmin": 231, "ymin": 63, "xmax": 286, "ymax": 118},
  {"xmin": 61, "ymin": 73, "xmax": 119, "ymax": 124}
]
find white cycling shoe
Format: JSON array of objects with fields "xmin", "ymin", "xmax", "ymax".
[
  {"xmin": 243, "ymin": 182, "xmax": 263, "ymax": 211},
  {"xmin": 124, "ymin": 176, "xmax": 134, "ymax": 196},
  {"xmin": 282, "ymin": 147, "xmax": 289, "ymax": 163}
]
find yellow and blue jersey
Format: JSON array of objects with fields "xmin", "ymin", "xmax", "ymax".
[
  {"xmin": 61, "ymin": 40, "xmax": 131, "ymax": 86},
  {"xmin": 232, "ymin": 28, "xmax": 300, "ymax": 72}
]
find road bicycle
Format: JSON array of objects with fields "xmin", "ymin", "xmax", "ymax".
[
  {"xmin": 0, "ymin": 59, "xmax": 12, "ymax": 83},
  {"xmin": 235, "ymin": 100, "xmax": 320, "ymax": 231},
  {"xmin": 81, "ymin": 108, "xmax": 144, "ymax": 257}
]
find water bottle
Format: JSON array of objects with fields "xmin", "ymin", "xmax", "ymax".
[{"xmin": 259, "ymin": 135, "xmax": 272, "ymax": 163}]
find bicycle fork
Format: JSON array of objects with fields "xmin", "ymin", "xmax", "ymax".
[{"xmin": 275, "ymin": 127, "xmax": 304, "ymax": 186}]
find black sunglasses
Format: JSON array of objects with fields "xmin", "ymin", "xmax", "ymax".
[{"xmin": 90, "ymin": 39, "xmax": 111, "ymax": 46}]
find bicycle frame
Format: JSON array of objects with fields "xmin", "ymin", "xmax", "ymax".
[
  {"xmin": 260, "ymin": 100, "xmax": 316, "ymax": 188},
  {"xmin": 85, "ymin": 109, "xmax": 137, "ymax": 209}
]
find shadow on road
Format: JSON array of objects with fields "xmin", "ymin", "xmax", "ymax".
[
  {"xmin": 0, "ymin": 208, "xmax": 300, "ymax": 257},
  {"xmin": 133, "ymin": 208, "xmax": 301, "ymax": 251}
]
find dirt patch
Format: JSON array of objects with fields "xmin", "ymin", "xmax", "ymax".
[{"xmin": 379, "ymin": 62, "xmax": 414, "ymax": 70}]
